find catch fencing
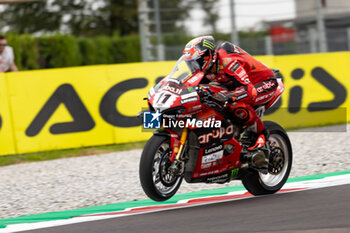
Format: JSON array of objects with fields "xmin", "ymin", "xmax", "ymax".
[{"xmin": 160, "ymin": 27, "xmax": 350, "ymax": 61}]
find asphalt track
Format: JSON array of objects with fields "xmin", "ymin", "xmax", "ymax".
[{"xmin": 21, "ymin": 184, "xmax": 350, "ymax": 233}]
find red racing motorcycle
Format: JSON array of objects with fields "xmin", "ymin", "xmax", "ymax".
[{"xmin": 139, "ymin": 56, "xmax": 292, "ymax": 201}]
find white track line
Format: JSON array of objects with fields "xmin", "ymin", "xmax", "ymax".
[{"xmin": 1, "ymin": 173, "xmax": 350, "ymax": 233}]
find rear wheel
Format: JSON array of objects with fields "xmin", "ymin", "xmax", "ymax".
[
  {"xmin": 139, "ymin": 135, "xmax": 182, "ymax": 201},
  {"xmin": 241, "ymin": 121, "xmax": 292, "ymax": 195}
]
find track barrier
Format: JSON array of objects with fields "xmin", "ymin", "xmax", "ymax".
[{"xmin": 0, "ymin": 52, "xmax": 349, "ymax": 155}]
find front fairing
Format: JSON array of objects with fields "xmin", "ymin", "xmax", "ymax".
[{"xmin": 148, "ymin": 56, "xmax": 205, "ymax": 112}]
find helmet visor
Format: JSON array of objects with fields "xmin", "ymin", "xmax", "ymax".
[
  {"xmin": 185, "ymin": 58, "xmax": 202, "ymax": 74},
  {"xmin": 184, "ymin": 49, "xmax": 211, "ymax": 74}
]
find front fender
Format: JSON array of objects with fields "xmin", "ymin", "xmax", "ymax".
[
  {"xmin": 153, "ymin": 129, "xmax": 171, "ymax": 137},
  {"xmin": 153, "ymin": 129, "xmax": 181, "ymax": 162}
]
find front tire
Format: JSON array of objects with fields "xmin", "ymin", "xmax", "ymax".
[
  {"xmin": 139, "ymin": 135, "xmax": 182, "ymax": 201},
  {"xmin": 241, "ymin": 121, "xmax": 292, "ymax": 195}
]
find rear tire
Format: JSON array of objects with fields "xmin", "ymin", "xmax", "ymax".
[
  {"xmin": 241, "ymin": 121, "xmax": 292, "ymax": 195},
  {"xmin": 139, "ymin": 135, "xmax": 182, "ymax": 201}
]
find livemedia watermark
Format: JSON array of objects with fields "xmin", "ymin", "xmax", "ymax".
[{"xmin": 142, "ymin": 110, "xmax": 221, "ymax": 130}]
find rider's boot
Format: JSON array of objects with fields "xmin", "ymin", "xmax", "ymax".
[
  {"xmin": 247, "ymin": 129, "xmax": 269, "ymax": 151},
  {"xmin": 240, "ymin": 129, "xmax": 253, "ymax": 144}
]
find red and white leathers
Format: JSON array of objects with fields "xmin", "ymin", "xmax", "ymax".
[{"xmin": 206, "ymin": 42, "xmax": 278, "ymax": 147}]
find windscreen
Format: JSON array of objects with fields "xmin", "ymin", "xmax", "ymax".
[{"xmin": 166, "ymin": 56, "xmax": 193, "ymax": 83}]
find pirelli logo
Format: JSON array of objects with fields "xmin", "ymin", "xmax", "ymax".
[{"xmin": 203, "ymin": 40, "xmax": 215, "ymax": 49}]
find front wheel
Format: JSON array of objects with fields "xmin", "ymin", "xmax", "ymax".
[
  {"xmin": 139, "ymin": 135, "xmax": 183, "ymax": 201},
  {"xmin": 241, "ymin": 121, "xmax": 292, "ymax": 195}
]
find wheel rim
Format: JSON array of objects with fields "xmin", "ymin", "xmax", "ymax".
[
  {"xmin": 152, "ymin": 141, "xmax": 181, "ymax": 197},
  {"xmin": 259, "ymin": 133, "xmax": 289, "ymax": 187}
]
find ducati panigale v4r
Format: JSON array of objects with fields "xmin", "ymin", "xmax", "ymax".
[{"xmin": 139, "ymin": 56, "xmax": 292, "ymax": 201}]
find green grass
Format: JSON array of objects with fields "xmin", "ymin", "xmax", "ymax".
[{"xmin": 0, "ymin": 141, "xmax": 147, "ymax": 167}]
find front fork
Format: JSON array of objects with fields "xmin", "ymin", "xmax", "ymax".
[
  {"xmin": 154, "ymin": 128, "xmax": 187, "ymax": 163},
  {"xmin": 174, "ymin": 128, "xmax": 187, "ymax": 161}
]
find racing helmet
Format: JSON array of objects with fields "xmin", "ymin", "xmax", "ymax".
[{"xmin": 183, "ymin": 35, "xmax": 216, "ymax": 74}]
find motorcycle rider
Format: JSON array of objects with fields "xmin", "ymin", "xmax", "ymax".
[{"xmin": 183, "ymin": 35, "xmax": 279, "ymax": 151}]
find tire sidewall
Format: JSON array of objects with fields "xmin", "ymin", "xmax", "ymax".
[
  {"xmin": 259, "ymin": 129, "xmax": 293, "ymax": 191},
  {"xmin": 139, "ymin": 135, "xmax": 182, "ymax": 201},
  {"xmin": 241, "ymin": 121, "xmax": 293, "ymax": 195}
]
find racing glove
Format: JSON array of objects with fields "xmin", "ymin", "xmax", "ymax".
[
  {"xmin": 213, "ymin": 86, "xmax": 250, "ymax": 104},
  {"xmin": 213, "ymin": 91, "xmax": 230, "ymax": 104}
]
